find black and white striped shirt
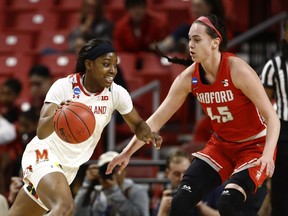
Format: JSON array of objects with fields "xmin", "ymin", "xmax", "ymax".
[{"xmin": 261, "ymin": 56, "xmax": 288, "ymax": 122}]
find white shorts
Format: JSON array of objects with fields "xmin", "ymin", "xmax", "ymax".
[{"xmin": 21, "ymin": 137, "xmax": 79, "ymax": 210}]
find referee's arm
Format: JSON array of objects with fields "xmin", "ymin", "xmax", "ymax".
[{"xmin": 260, "ymin": 59, "xmax": 274, "ymax": 100}]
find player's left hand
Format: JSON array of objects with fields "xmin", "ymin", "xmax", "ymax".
[{"xmin": 254, "ymin": 155, "xmax": 275, "ymax": 177}]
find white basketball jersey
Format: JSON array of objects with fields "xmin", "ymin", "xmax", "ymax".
[{"xmin": 37, "ymin": 73, "xmax": 133, "ymax": 168}]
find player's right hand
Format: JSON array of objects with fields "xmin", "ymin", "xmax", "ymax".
[
  {"xmin": 106, "ymin": 152, "xmax": 130, "ymax": 175},
  {"xmin": 54, "ymin": 100, "xmax": 72, "ymax": 115},
  {"xmin": 59, "ymin": 100, "xmax": 71, "ymax": 107}
]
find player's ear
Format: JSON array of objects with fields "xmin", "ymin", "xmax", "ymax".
[
  {"xmin": 84, "ymin": 59, "xmax": 92, "ymax": 70},
  {"xmin": 212, "ymin": 38, "xmax": 220, "ymax": 49}
]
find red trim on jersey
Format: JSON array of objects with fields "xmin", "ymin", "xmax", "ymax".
[{"xmin": 75, "ymin": 73, "xmax": 105, "ymax": 96}]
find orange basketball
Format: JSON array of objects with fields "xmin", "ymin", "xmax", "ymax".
[{"xmin": 53, "ymin": 102, "xmax": 96, "ymax": 144}]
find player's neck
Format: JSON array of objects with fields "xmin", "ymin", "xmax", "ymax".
[
  {"xmin": 201, "ymin": 52, "xmax": 221, "ymax": 78},
  {"xmin": 82, "ymin": 74, "xmax": 102, "ymax": 94}
]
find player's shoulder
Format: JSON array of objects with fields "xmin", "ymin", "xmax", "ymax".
[
  {"xmin": 110, "ymin": 82, "xmax": 129, "ymax": 93},
  {"xmin": 227, "ymin": 54, "xmax": 251, "ymax": 75},
  {"xmin": 54, "ymin": 73, "xmax": 75, "ymax": 84},
  {"xmin": 177, "ymin": 63, "xmax": 195, "ymax": 80},
  {"xmin": 106, "ymin": 82, "xmax": 130, "ymax": 100},
  {"xmin": 227, "ymin": 53, "xmax": 247, "ymax": 66},
  {"xmin": 50, "ymin": 74, "xmax": 78, "ymax": 94}
]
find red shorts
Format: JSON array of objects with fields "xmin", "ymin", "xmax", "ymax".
[{"xmin": 192, "ymin": 135, "xmax": 276, "ymax": 189}]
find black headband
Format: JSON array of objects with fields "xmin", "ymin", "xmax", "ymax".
[{"xmin": 86, "ymin": 43, "xmax": 116, "ymax": 60}]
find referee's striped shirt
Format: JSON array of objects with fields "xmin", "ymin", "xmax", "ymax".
[{"xmin": 261, "ymin": 56, "xmax": 288, "ymax": 121}]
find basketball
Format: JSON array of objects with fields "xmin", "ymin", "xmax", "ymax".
[{"xmin": 53, "ymin": 101, "xmax": 96, "ymax": 144}]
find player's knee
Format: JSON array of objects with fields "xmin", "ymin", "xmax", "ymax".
[
  {"xmin": 217, "ymin": 188, "xmax": 245, "ymax": 216},
  {"xmin": 61, "ymin": 201, "xmax": 75, "ymax": 215},
  {"xmin": 50, "ymin": 199, "xmax": 75, "ymax": 216},
  {"xmin": 169, "ymin": 183, "xmax": 202, "ymax": 216}
]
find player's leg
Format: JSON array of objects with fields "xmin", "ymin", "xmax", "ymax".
[
  {"xmin": 169, "ymin": 158, "xmax": 222, "ymax": 216},
  {"xmin": 18, "ymin": 143, "xmax": 75, "ymax": 215},
  {"xmin": 7, "ymin": 187, "xmax": 47, "ymax": 216},
  {"xmin": 7, "ymin": 171, "xmax": 75, "ymax": 216},
  {"xmin": 217, "ymin": 136, "xmax": 273, "ymax": 216},
  {"xmin": 217, "ymin": 169, "xmax": 257, "ymax": 216},
  {"xmin": 36, "ymin": 172, "xmax": 75, "ymax": 216}
]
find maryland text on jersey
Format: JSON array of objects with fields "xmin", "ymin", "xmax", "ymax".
[{"xmin": 88, "ymin": 105, "xmax": 107, "ymax": 114}]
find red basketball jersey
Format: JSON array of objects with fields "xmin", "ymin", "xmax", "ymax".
[{"xmin": 191, "ymin": 52, "xmax": 266, "ymax": 142}]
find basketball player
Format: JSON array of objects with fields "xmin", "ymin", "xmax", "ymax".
[
  {"xmin": 106, "ymin": 14, "xmax": 280, "ymax": 216},
  {"xmin": 7, "ymin": 39, "xmax": 162, "ymax": 216}
]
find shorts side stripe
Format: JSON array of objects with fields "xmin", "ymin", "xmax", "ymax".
[
  {"xmin": 192, "ymin": 152, "xmax": 222, "ymax": 171},
  {"xmin": 23, "ymin": 183, "xmax": 49, "ymax": 211}
]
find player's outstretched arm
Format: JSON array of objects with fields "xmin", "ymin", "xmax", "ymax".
[
  {"xmin": 106, "ymin": 66, "xmax": 193, "ymax": 174},
  {"xmin": 122, "ymin": 107, "xmax": 162, "ymax": 146}
]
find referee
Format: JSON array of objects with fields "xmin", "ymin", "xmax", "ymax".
[{"xmin": 260, "ymin": 17, "xmax": 288, "ymax": 216}]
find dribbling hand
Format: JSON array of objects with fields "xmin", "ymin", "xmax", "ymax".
[
  {"xmin": 59, "ymin": 100, "xmax": 72, "ymax": 108},
  {"xmin": 54, "ymin": 100, "xmax": 72, "ymax": 115}
]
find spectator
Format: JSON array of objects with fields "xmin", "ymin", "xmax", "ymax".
[
  {"xmin": 17, "ymin": 107, "xmax": 39, "ymax": 148},
  {"xmin": 7, "ymin": 175, "xmax": 23, "ymax": 207},
  {"xmin": 153, "ymin": 149, "xmax": 191, "ymax": 216},
  {"xmin": 0, "ymin": 78, "xmax": 22, "ymax": 194},
  {"xmin": 71, "ymin": 33, "xmax": 95, "ymax": 55},
  {"xmin": 12, "ymin": 107, "xmax": 40, "ymax": 174},
  {"xmin": 154, "ymin": 0, "xmax": 225, "ymax": 54},
  {"xmin": 1, "ymin": 108, "xmax": 39, "ymax": 205},
  {"xmin": 0, "ymin": 78, "xmax": 22, "ymax": 123},
  {"xmin": 154, "ymin": 149, "xmax": 221, "ymax": 216},
  {"xmin": 21, "ymin": 64, "xmax": 52, "ymax": 115},
  {"xmin": 113, "ymin": 0, "xmax": 167, "ymax": 52},
  {"xmin": 0, "ymin": 107, "xmax": 39, "ymax": 196},
  {"xmin": 260, "ymin": 17, "xmax": 288, "ymax": 216},
  {"xmin": 74, "ymin": 151, "xmax": 150, "ymax": 216},
  {"xmin": 0, "ymin": 115, "xmax": 17, "ymax": 146},
  {"xmin": 0, "ymin": 193, "xmax": 9, "ymax": 216},
  {"xmin": 68, "ymin": 0, "xmax": 113, "ymax": 52}
]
